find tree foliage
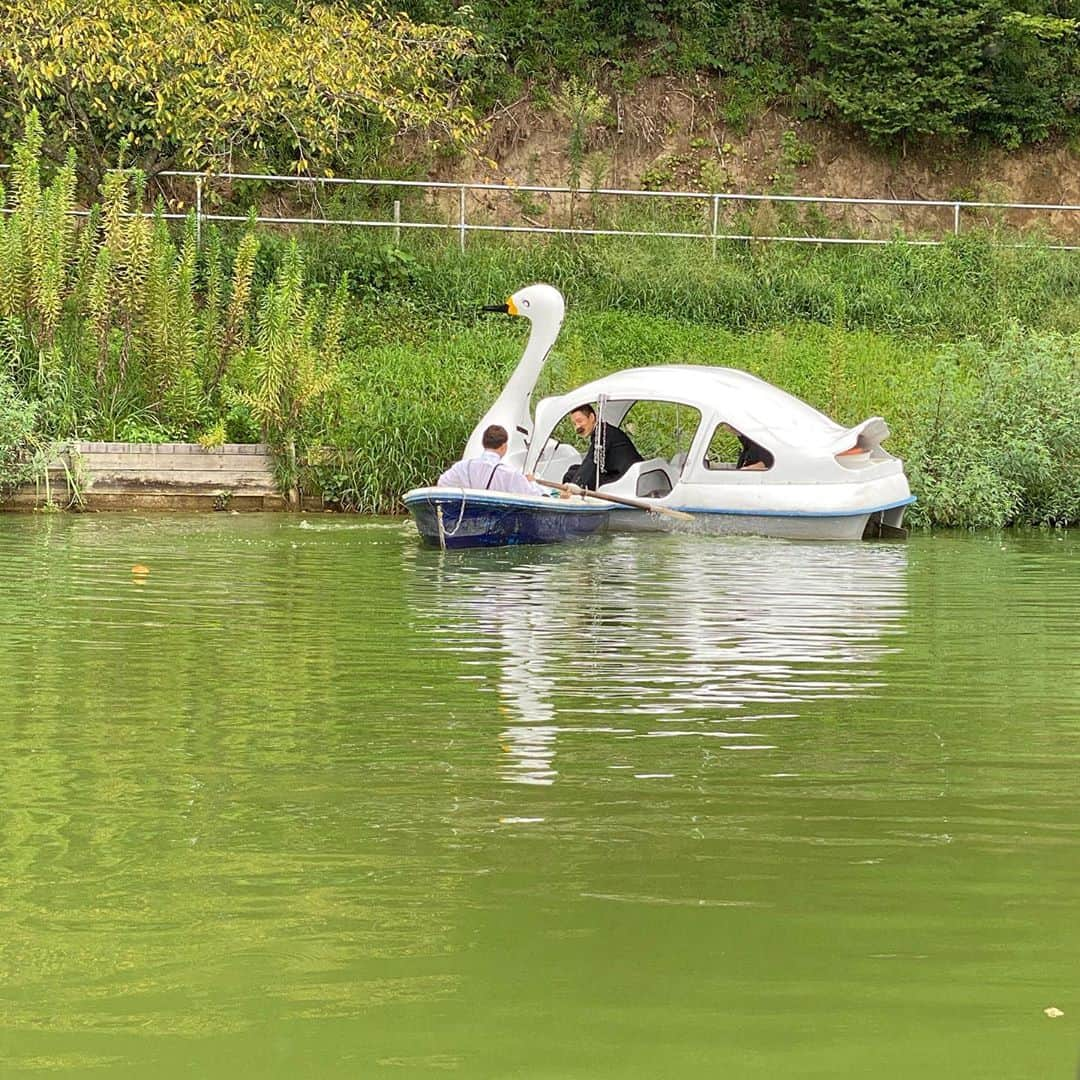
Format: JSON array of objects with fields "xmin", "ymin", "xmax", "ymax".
[
  {"xmin": 399, "ymin": 0, "xmax": 797, "ymax": 86},
  {"xmin": 2, "ymin": 0, "xmax": 1075, "ymax": 163},
  {"xmin": 808, "ymin": 1, "xmax": 1080, "ymax": 145},
  {"xmin": 809, "ymin": 1, "xmax": 996, "ymax": 142},
  {"xmin": 0, "ymin": 0, "xmax": 479, "ymax": 175},
  {"xmin": 399, "ymin": 0, "xmax": 1080, "ymax": 150},
  {"xmin": 977, "ymin": 7, "xmax": 1080, "ymax": 147}
]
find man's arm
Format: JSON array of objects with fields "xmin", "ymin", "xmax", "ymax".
[
  {"xmin": 438, "ymin": 460, "xmax": 466, "ymax": 486},
  {"xmin": 493, "ymin": 467, "xmax": 549, "ymax": 496},
  {"xmin": 576, "ymin": 443, "xmax": 597, "ymax": 489}
]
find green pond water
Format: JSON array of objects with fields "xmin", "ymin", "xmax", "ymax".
[{"xmin": 0, "ymin": 513, "xmax": 1077, "ymax": 1078}]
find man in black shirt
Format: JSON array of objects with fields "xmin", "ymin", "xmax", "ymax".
[
  {"xmin": 735, "ymin": 433, "xmax": 774, "ymax": 470},
  {"xmin": 562, "ymin": 404, "xmax": 643, "ymax": 489}
]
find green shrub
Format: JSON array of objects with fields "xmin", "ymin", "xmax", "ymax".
[
  {"xmin": 0, "ymin": 372, "xmax": 40, "ymax": 496},
  {"xmin": 906, "ymin": 331, "xmax": 1079, "ymax": 527}
]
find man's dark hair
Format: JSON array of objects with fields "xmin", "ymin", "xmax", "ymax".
[
  {"xmin": 570, "ymin": 404, "xmax": 595, "ymax": 417},
  {"xmin": 482, "ymin": 424, "xmax": 509, "ymax": 450}
]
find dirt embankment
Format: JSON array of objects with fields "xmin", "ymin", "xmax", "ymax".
[{"xmin": 433, "ymin": 76, "xmax": 1080, "ymax": 241}]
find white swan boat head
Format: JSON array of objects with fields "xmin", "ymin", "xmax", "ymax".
[{"xmin": 404, "ymin": 283, "xmax": 914, "ymax": 546}]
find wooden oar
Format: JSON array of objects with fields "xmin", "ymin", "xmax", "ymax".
[{"xmin": 539, "ymin": 478, "xmax": 694, "ymax": 521}]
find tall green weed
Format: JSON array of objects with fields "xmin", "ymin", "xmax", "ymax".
[{"xmin": 0, "ymin": 116, "xmax": 346, "ymax": 460}]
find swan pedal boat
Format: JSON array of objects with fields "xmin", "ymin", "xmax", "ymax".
[{"xmin": 404, "ymin": 284, "xmax": 914, "ymax": 548}]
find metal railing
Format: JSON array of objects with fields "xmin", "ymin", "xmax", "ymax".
[
  {"xmin": 163, "ymin": 170, "xmax": 1080, "ymax": 251},
  {"xmin": 6, "ymin": 163, "xmax": 1080, "ymax": 250}
]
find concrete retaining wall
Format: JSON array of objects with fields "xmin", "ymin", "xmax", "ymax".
[{"xmin": 3, "ymin": 442, "xmax": 302, "ymax": 511}]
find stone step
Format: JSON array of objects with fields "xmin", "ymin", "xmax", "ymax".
[{"xmin": 3, "ymin": 442, "xmax": 317, "ymax": 511}]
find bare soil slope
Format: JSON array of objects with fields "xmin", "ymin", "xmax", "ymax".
[{"xmin": 435, "ymin": 77, "xmax": 1080, "ymax": 240}]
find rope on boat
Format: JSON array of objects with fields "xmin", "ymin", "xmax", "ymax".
[{"xmin": 435, "ymin": 491, "xmax": 469, "ymax": 549}]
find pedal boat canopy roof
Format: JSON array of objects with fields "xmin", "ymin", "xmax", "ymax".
[{"xmin": 528, "ymin": 364, "xmax": 891, "ymax": 473}]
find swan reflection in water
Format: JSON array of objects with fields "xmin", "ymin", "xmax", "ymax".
[{"xmin": 406, "ymin": 534, "xmax": 908, "ymax": 786}]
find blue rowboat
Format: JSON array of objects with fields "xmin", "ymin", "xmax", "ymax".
[{"xmin": 403, "ymin": 488, "xmax": 611, "ymax": 549}]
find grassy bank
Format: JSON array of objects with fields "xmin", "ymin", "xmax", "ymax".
[
  {"xmin": 0, "ymin": 126, "xmax": 1076, "ymax": 527},
  {"xmin": 297, "ymin": 225, "xmax": 1080, "ymax": 341}
]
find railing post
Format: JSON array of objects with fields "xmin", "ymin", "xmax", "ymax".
[
  {"xmin": 393, "ymin": 199, "xmax": 401, "ymax": 246},
  {"xmin": 954, "ymin": 201, "xmax": 961, "ymax": 236},
  {"xmin": 711, "ymin": 194, "xmax": 719, "ymax": 257},
  {"xmin": 459, "ymin": 185, "xmax": 466, "ymax": 252},
  {"xmin": 195, "ymin": 177, "xmax": 203, "ymax": 246}
]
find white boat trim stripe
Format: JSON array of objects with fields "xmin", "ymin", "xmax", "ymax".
[{"xmin": 670, "ymin": 496, "xmax": 917, "ymax": 518}]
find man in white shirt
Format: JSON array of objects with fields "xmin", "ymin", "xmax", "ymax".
[{"xmin": 438, "ymin": 425, "xmax": 549, "ymax": 496}]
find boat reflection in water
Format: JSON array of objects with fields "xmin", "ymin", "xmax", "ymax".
[{"xmin": 406, "ymin": 534, "xmax": 909, "ymax": 786}]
